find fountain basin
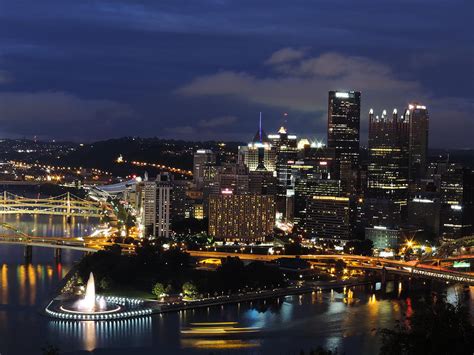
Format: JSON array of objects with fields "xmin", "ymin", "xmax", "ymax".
[{"xmin": 45, "ymin": 296, "xmax": 154, "ymax": 321}]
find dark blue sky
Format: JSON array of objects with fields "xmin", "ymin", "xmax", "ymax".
[{"xmin": 0, "ymin": 0, "xmax": 472, "ymax": 147}]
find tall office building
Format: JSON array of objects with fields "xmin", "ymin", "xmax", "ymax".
[
  {"xmin": 365, "ymin": 108, "xmax": 410, "ymax": 229},
  {"xmin": 193, "ymin": 149, "xmax": 216, "ymax": 188},
  {"xmin": 156, "ymin": 173, "xmax": 172, "ymax": 238},
  {"xmin": 440, "ymin": 164, "xmax": 474, "ymax": 239},
  {"xmin": 407, "ymin": 193, "xmax": 441, "ymax": 238},
  {"xmin": 406, "ymin": 103, "xmax": 429, "ymax": 182},
  {"xmin": 368, "ymin": 108, "xmax": 409, "ymax": 203},
  {"xmin": 327, "ymin": 91, "xmax": 361, "ymax": 171},
  {"xmin": 208, "ymin": 192, "xmax": 275, "ymax": 242},
  {"xmin": 268, "ymin": 126, "xmax": 298, "ymax": 221},
  {"xmin": 238, "ymin": 118, "xmax": 276, "ymax": 172},
  {"xmin": 136, "ymin": 180, "xmax": 157, "ymax": 237},
  {"xmin": 268, "ymin": 126, "xmax": 298, "ymax": 190},
  {"xmin": 305, "ymin": 195, "xmax": 351, "ymax": 241}
]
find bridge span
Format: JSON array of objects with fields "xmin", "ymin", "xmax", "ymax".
[
  {"xmin": 188, "ymin": 250, "xmax": 474, "ymax": 285},
  {"xmin": 0, "ymin": 191, "xmax": 104, "ymax": 217}
]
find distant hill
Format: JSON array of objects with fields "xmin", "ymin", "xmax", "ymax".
[{"xmin": 58, "ymin": 137, "xmax": 243, "ymax": 176}]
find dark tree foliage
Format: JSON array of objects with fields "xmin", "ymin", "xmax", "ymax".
[
  {"xmin": 171, "ymin": 217, "xmax": 208, "ymax": 235},
  {"xmin": 77, "ymin": 240, "xmax": 190, "ymax": 293},
  {"xmin": 299, "ymin": 347, "xmax": 339, "ymax": 355},
  {"xmin": 197, "ymin": 258, "xmax": 286, "ymax": 295},
  {"xmin": 334, "ymin": 259, "xmax": 346, "ymax": 275},
  {"xmin": 76, "ymin": 243, "xmax": 284, "ymax": 297},
  {"xmin": 41, "ymin": 344, "xmax": 60, "ymax": 355},
  {"xmin": 379, "ymin": 294, "xmax": 474, "ymax": 355},
  {"xmin": 343, "ymin": 239, "xmax": 373, "ymax": 256},
  {"xmin": 285, "ymin": 242, "xmax": 308, "ymax": 255}
]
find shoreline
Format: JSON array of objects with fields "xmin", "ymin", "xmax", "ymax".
[
  {"xmin": 44, "ymin": 277, "xmax": 375, "ymax": 320},
  {"xmin": 153, "ymin": 279, "xmax": 373, "ymax": 314}
]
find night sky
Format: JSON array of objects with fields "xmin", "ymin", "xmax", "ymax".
[{"xmin": 0, "ymin": 0, "xmax": 473, "ymax": 147}]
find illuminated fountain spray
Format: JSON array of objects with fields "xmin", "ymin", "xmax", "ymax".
[
  {"xmin": 74, "ymin": 272, "xmax": 107, "ymax": 312},
  {"xmin": 82, "ymin": 272, "xmax": 96, "ymax": 311},
  {"xmin": 54, "ymin": 272, "xmax": 141, "ymax": 319}
]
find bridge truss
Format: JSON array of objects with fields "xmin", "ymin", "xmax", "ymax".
[{"xmin": 0, "ymin": 191, "xmax": 103, "ymax": 217}]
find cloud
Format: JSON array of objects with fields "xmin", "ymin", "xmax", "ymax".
[
  {"xmin": 0, "ymin": 70, "xmax": 12, "ymax": 84},
  {"xmin": 0, "ymin": 91, "xmax": 134, "ymax": 123},
  {"xmin": 165, "ymin": 125, "xmax": 196, "ymax": 136},
  {"xmin": 177, "ymin": 51, "xmax": 424, "ymax": 116},
  {"xmin": 264, "ymin": 47, "xmax": 306, "ymax": 65},
  {"xmin": 198, "ymin": 115, "xmax": 237, "ymax": 128}
]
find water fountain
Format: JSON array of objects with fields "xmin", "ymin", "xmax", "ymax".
[
  {"xmin": 46, "ymin": 272, "xmax": 154, "ymax": 320},
  {"xmin": 59, "ymin": 272, "xmax": 121, "ymax": 315}
]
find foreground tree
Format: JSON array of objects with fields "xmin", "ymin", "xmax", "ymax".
[
  {"xmin": 379, "ymin": 294, "xmax": 473, "ymax": 355},
  {"xmin": 182, "ymin": 281, "xmax": 198, "ymax": 299},
  {"xmin": 152, "ymin": 282, "xmax": 166, "ymax": 299}
]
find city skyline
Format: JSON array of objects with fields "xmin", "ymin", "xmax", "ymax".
[
  {"xmin": 0, "ymin": 2, "xmax": 473, "ymax": 354},
  {"xmin": 0, "ymin": 1, "xmax": 473, "ymax": 147}
]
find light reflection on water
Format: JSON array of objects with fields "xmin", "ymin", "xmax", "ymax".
[
  {"xmin": 0, "ymin": 214, "xmax": 97, "ymax": 239},
  {"xmin": 48, "ymin": 317, "xmax": 153, "ymax": 351},
  {"xmin": 0, "ymin": 215, "xmax": 473, "ymax": 354}
]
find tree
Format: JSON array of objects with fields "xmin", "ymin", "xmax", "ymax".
[
  {"xmin": 344, "ymin": 239, "xmax": 373, "ymax": 256},
  {"xmin": 99, "ymin": 276, "xmax": 113, "ymax": 291},
  {"xmin": 379, "ymin": 294, "xmax": 474, "ymax": 355},
  {"xmin": 152, "ymin": 282, "xmax": 166, "ymax": 298},
  {"xmin": 334, "ymin": 259, "xmax": 346, "ymax": 275},
  {"xmin": 182, "ymin": 281, "xmax": 198, "ymax": 299},
  {"xmin": 41, "ymin": 344, "xmax": 60, "ymax": 355}
]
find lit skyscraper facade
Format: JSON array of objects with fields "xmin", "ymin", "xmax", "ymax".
[
  {"xmin": 156, "ymin": 173, "xmax": 172, "ymax": 238},
  {"xmin": 193, "ymin": 149, "xmax": 216, "ymax": 189},
  {"xmin": 238, "ymin": 120, "xmax": 276, "ymax": 172},
  {"xmin": 440, "ymin": 163, "xmax": 474, "ymax": 239},
  {"xmin": 327, "ymin": 91, "xmax": 361, "ymax": 172},
  {"xmin": 268, "ymin": 126, "xmax": 298, "ymax": 221},
  {"xmin": 305, "ymin": 195, "xmax": 351, "ymax": 241},
  {"xmin": 406, "ymin": 103, "xmax": 429, "ymax": 182},
  {"xmin": 367, "ymin": 108, "xmax": 409, "ymax": 222},
  {"xmin": 136, "ymin": 180, "xmax": 157, "ymax": 237}
]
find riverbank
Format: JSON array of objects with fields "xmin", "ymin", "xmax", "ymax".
[
  {"xmin": 43, "ymin": 275, "xmax": 374, "ymax": 320},
  {"xmin": 153, "ymin": 279, "xmax": 373, "ymax": 314}
]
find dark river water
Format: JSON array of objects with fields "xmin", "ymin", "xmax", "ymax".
[{"xmin": 0, "ymin": 215, "xmax": 472, "ymax": 355}]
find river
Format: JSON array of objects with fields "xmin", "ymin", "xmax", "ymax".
[{"xmin": 0, "ymin": 215, "xmax": 472, "ymax": 354}]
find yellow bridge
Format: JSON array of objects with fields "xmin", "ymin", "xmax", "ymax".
[
  {"xmin": 0, "ymin": 222, "xmax": 134, "ymax": 258},
  {"xmin": 0, "ymin": 191, "xmax": 104, "ymax": 218}
]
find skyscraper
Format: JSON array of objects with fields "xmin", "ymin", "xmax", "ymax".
[
  {"xmin": 193, "ymin": 149, "xmax": 216, "ymax": 189},
  {"xmin": 406, "ymin": 103, "xmax": 429, "ymax": 182},
  {"xmin": 156, "ymin": 173, "xmax": 172, "ymax": 238},
  {"xmin": 366, "ymin": 108, "xmax": 410, "ymax": 228},
  {"xmin": 136, "ymin": 180, "xmax": 157, "ymax": 237},
  {"xmin": 440, "ymin": 163, "xmax": 474, "ymax": 239},
  {"xmin": 268, "ymin": 126, "xmax": 298, "ymax": 221},
  {"xmin": 238, "ymin": 117, "xmax": 276, "ymax": 172},
  {"xmin": 327, "ymin": 91, "xmax": 361, "ymax": 172}
]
